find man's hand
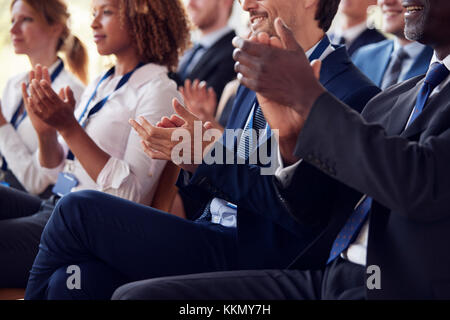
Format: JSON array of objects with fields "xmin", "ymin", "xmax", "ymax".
[
  {"xmin": 233, "ymin": 18, "xmax": 324, "ymax": 165},
  {"xmin": 130, "ymin": 99, "xmax": 220, "ymax": 173}
]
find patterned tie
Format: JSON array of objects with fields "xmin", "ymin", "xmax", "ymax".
[
  {"xmin": 327, "ymin": 62, "xmax": 450, "ymax": 264},
  {"xmin": 381, "ymin": 47, "xmax": 409, "ymax": 89},
  {"xmin": 237, "ymin": 103, "xmax": 267, "ymax": 160},
  {"xmin": 178, "ymin": 44, "xmax": 204, "ymax": 80}
]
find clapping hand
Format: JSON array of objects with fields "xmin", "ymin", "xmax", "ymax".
[
  {"xmin": 24, "ymin": 64, "xmax": 77, "ymax": 136},
  {"xmin": 180, "ymin": 79, "xmax": 217, "ymax": 122},
  {"xmin": 130, "ymin": 99, "xmax": 220, "ymax": 173},
  {"xmin": 232, "ymin": 18, "xmax": 323, "ymax": 165}
]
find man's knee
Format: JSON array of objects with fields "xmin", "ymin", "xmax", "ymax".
[{"xmin": 112, "ymin": 278, "xmax": 171, "ymax": 300}]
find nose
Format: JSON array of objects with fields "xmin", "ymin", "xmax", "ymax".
[
  {"xmin": 239, "ymin": 0, "xmax": 258, "ymax": 12},
  {"xmin": 10, "ymin": 21, "xmax": 20, "ymax": 35},
  {"xmin": 91, "ymin": 13, "xmax": 100, "ymax": 30}
]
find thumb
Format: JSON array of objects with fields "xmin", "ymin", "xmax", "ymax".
[
  {"xmin": 274, "ymin": 17, "xmax": 301, "ymax": 51},
  {"xmin": 172, "ymin": 98, "xmax": 196, "ymax": 122},
  {"xmin": 59, "ymin": 88, "xmax": 66, "ymax": 101},
  {"xmin": 65, "ymin": 86, "xmax": 76, "ymax": 110},
  {"xmin": 311, "ymin": 60, "xmax": 322, "ymax": 80}
]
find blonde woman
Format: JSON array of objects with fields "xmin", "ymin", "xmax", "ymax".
[{"xmin": 0, "ymin": 0, "xmax": 88, "ymax": 195}]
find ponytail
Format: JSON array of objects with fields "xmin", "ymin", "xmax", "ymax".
[{"xmin": 61, "ymin": 34, "xmax": 89, "ymax": 85}]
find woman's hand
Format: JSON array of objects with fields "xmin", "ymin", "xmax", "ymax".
[
  {"xmin": 180, "ymin": 79, "xmax": 217, "ymax": 122},
  {"xmin": 26, "ymin": 65, "xmax": 78, "ymax": 136}
]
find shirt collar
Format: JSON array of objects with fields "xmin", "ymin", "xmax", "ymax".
[
  {"xmin": 305, "ymin": 35, "xmax": 334, "ymax": 61},
  {"xmin": 197, "ymin": 26, "xmax": 233, "ymax": 49},
  {"xmin": 393, "ymin": 39, "xmax": 426, "ymax": 59},
  {"xmin": 430, "ymin": 52, "xmax": 450, "ymax": 70},
  {"xmin": 47, "ymin": 58, "xmax": 63, "ymax": 74}
]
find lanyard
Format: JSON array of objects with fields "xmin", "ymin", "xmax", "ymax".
[
  {"xmin": 67, "ymin": 62, "xmax": 144, "ymax": 161},
  {"xmin": 10, "ymin": 59, "xmax": 65, "ymax": 130}
]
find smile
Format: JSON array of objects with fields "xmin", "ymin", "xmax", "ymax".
[{"xmin": 405, "ymin": 5, "xmax": 424, "ymax": 13}]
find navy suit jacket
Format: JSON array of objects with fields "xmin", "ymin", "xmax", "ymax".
[
  {"xmin": 172, "ymin": 30, "xmax": 236, "ymax": 102},
  {"xmin": 352, "ymin": 39, "xmax": 434, "ymax": 86},
  {"xmin": 176, "ymin": 46, "xmax": 381, "ymax": 270}
]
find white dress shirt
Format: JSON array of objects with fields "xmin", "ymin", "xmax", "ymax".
[
  {"xmin": 36, "ymin": 63, "xmax": 179, "ymax": 204},
  {"xmin": 276, "ymin": 52, "xmax": 450, "ymax": 266},
  {"xmin": 0, "ymin": 60, "xmax": 85, "ymax": 194}
]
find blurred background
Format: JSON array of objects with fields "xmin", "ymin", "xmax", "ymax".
[{"xmin": 0, "ymin": 0, "xmax": 381, "ymax": 94}]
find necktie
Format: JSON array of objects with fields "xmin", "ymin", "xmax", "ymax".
[
  {"xmin": 237, "ymin": 103, "xmax": 267, "ymax": 160},
  {"xmin": 199, "ymin": 103, "xmax": 267, "ymax": 221},
  {"xmin": 178, "ymin": 44, "xmax": 204, "ymax": 80},
  {"xmin": 338, "ymin": 36, "xmax": 346, "ymax": 46},
  {"xmin": 327, "ymin": 62, "xmax": 450, "ymax": 264},
  {"xmin": 381, "ymin": 47, "xmax": 409, "ymax": 89}
]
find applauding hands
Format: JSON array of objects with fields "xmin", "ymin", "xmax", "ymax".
[{"xmin": 22, "ymin": 64, "xmax": 78, "ymax": 137}]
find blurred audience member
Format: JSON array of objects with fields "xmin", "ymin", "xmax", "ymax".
[
  {"xmin": 174, "ymin": 0, "xmax": 236, "ymax": 102},
  {"xmin": 353, "ymin": 0, "xmax": 433, "ymax": 89},
  {"xmin": 0, "ymin": 0, "xmax": 87, "ymax": 195},
  {"xmin": 330, "ymin": 0, "xmax": 385, "ymax": 56}
]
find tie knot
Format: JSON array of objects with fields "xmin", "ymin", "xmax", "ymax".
[
  {"xmin": 394, "ymin": 47, "xmax": 409, "ymax": 61},
  {"xmin": 425, "ymin": 62, "xmax": 450, "ymax": 88}
]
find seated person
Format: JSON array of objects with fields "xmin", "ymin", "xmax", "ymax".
[
  {"xmin": 0, "ymin": 0, "xmax": 188, "ymax": 289},
  {"xmin": 0, "ymin": 0, "xmax": 86, "ymax": 196}
]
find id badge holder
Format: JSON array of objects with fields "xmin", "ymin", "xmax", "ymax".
[{"xmin": 52, "ymin": 172, "xmax": 79, "ymax": 197}]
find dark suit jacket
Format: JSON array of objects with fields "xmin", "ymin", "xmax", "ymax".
[
  {"xmin": 278, "ymin": 75, "xmax": 450, "ymax": 299},
  {"xmin": 172, "ymin": 30, "xmax": 236, "ymax": 102},
  {"xmin": 331, "ymin": 28, "xmax": 386, "ymax": 57},
  {"xmin": 177, "ymin": 46, "xmax": 381, "ymax": 270},
  {"xmin": 352, "ymin": 39, "xmax": 434, "ymax": 86}
]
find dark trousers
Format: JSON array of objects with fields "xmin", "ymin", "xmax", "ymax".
[
  {"xmin": 25, "ymin": 190, "xmax": 238, "ymax": 300},
  {"xmin": 0, "ymin": 185, "xmax": 57, "ymax": 288},
  {"xmin": 112, "ymin": 257, "xmax": 366, "ymax": 300}
]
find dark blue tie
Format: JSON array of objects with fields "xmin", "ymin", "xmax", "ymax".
[
  {"xmin": 327, "ymin": 62, "xmax": 450, "ymax": 264},
  {"xmin": 178, "ymin": 44, "xmax": 204, "ymax": 80}
]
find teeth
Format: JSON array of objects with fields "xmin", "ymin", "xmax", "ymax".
[{"xmin": 406, "ymin": 5, "xmax": 424, "ymax": 12}]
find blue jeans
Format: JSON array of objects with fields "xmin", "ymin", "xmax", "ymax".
[{"xmin": 25, "ymin": 190, "xmax": 238, "ymax": 300}]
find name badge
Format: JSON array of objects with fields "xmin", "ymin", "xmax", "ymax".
[
  {"xmin": 0, "ymin": 181, "xmax": 10, "ymax": 187},
  {"xmin": 52, "ymin": 172, "xmax": 79, "ymax": 197}
]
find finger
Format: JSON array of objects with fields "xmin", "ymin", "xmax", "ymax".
[
  {"xmin": 35, "ymin": 64, "xmax": 43, "ymax": 81},
  {"xmin": 42, "ymin": 66, "xmax": 51, "ymax": 84},
  {"xmin": 169, "ymin": 114, "xmax": 186, "ymax": 127},
  {"xmin": 234, "ymin": 61, "xmax": 258, "ymax": 81},
  {"xmin": 269, "ymin": 36, "xmax": 283, "ymax": 49},
  {"xmin": 274, "ymin": 17, "xmax": 302, "ymax": 51},
  {"xmin": 232, "ymin": 36, "xmax": 264, "ymax": 57},
  {"xmin": 236, "ymin": 73, "xmax": 259, "ymax": 92},
  {"xmin": 159, "ymin": 116, "xmax": 178, "ymax": 128},
  {"xmin": 65, "ymin": 86, "xmax": 76, "ymax": 109},
  {"xmin": 204, "ymin": 121, "xmax": 214, "ymax": 130},
  {"xmin": 233, "ymin": 49, "xmax": 261, "ymax": 71},
  {"xmin": 256, "ymin": 32, "xmax": 270, "ymax": 45},
  {"xmin": 40, "ymin": 80, "xmax": 61, "ymax": 107},
  {"xmin": 129, "ymin": 119, "xmax": 150, "ymax": 140},
  {"xmin": 311, "ymin": 60, "xmax": 322, "ymax": 80},
  {"xmin": 207, "ymin": 87, "xmax": 217, "ymax": 105},
  {"xmin": 172, "ymin": 98, "xmax": 196, "ymax": 122},
  {"xmin": 192, "ymin": 79, "xmax": 200, "ymax": 92},
  {"xmin": 141, "ymin": 140, "xmax": 171, "ymax": 161},
  {"xmin": 59, "ymin": 88, "xmax": 66, "ymax": 101},
  {"xmin": 29, "ymin": 70, "xmax": 35, "ymax": 84},
  {"xmin": 21, "ymin": 82, "xmax": 29, "ymax": 102}
]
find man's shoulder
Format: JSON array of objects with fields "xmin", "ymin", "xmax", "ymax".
[{"xmin": 353, "ymin": 39, "xmax": 394, "ymax": 60}]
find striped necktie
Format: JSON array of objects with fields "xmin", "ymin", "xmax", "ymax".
[{"xmin": 237, "ymin": 103, "xmax": 267, "ymax": 160}]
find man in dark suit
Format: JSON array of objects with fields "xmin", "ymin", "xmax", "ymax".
[
  {"xmin": 330, "ymin": 0, "xmax": 386, "ymax": 56},
  {"xmin": 173, "ymin": 0, "xmax": 236, "ymax": 102},
  {"xmin": 352, "ymin": 0, "xmax": 433, "ymax": 88},
  {"xmin": 114, "ymin": 0, "xmax": 450, "ymax": 300},
  {"xmin": 24, "ymin": 0, "xmax": 380, "ymax": 300}
]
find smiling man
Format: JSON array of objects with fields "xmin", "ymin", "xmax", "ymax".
[{"xmin": 352, "ymin": 0, "xmax": 433, "ymax": 88}]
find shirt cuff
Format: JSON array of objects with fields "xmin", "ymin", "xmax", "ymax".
[
  {"xmin": 274, "ymin": 147, "xmax": 303, "ymax": 188},
  {"xmin": 96, "ymin": 157, "xmax": 131, "ymax": 190},
  {"xmin": 34, "ymin": 151, "xmax": 65, "ymax": 178}
]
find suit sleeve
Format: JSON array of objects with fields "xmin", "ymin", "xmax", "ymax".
[{"xmin": 293, "ymin": 92, "xmax": 450, "ymax": 223}]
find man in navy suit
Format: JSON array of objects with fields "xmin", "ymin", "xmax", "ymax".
[
  {"xmin": 24, "ymin": 0, "xmax": 379, "ymax": 300},
  {"xmin": 352, "ymin": 0, "xmax": 433, "ymax": 88},
  {"xmin": 173, "ymin": 0, "xmax": 236, "ymax": 102},
  {"xmin": 118, "ymin": 0, "xmax": 450, "ymax": 300},
  {"xmin": 330, "ymin": 0, "xmax": 386, "ymax": 56}
]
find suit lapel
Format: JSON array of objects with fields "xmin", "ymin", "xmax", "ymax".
[
  {"xmin": 402, "ymin": 82, "xmax": 450, "ymax": 138},
  {"xmin": 403, "ymin": 46, "xmax": 434, "ymax": 81}
]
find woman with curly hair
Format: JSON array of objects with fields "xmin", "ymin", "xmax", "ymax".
[
  {"xmin": 0, "ymin": 0, "xmax": 87, "ymax": 195},
  {"xmin": 0, "ymin": 0, "xmax": 190, "ymax": 289}
]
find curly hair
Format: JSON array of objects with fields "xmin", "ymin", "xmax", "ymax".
[{"xmin": 119, "ymin": 0, "xmax": 191, "ymax": 71}]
